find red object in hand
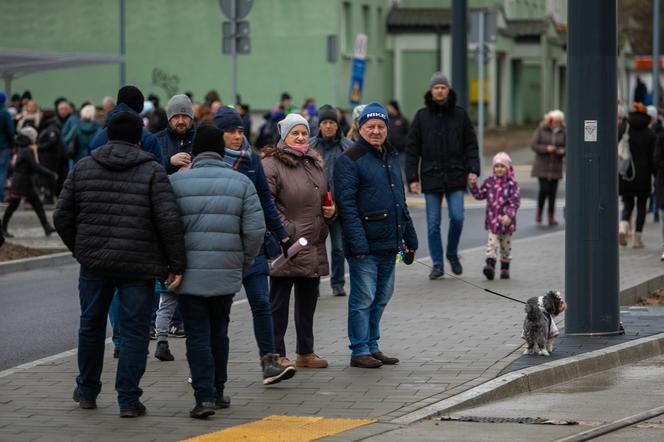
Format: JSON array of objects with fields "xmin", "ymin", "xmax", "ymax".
[{"xmin": 324, "ymin": 191, "xmax": 332, "ymax": 206}]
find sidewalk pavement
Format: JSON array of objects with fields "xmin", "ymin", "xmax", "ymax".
[{"xmin": 1, "ymin": 216, "xmax": 663, "ymax": 441}]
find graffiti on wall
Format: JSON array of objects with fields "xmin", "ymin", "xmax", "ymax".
[{"xmin": 152, "ymin": 68, "xmax": 181, "ymax": 98}]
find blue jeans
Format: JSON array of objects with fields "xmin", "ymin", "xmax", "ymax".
[
  {"xmin": 110, "ymin": 286, "xmax": 173, "ymax": 347},
  {"xmin": 424, "ymin": 190, "xmax": 465, "ymax": 267},
  {"xmin": 0, "ymin": 149, "xmax": 10, "ymax": 202},
  {"xmin": 179, "ymin": 294, "xmax": 234, "ymax": 404},
  {"xmin": 328, "ymin": 220, "xmax": 346, "ymax": 291},
  {"xmin": 347, "ymin": 254, "xmax": 396, "ymax": 356},
  {"xmin": 244, "ymin": 273, "xmax": 276, "ymax": 356},
  {"xmin": 76, "ymin": 265, "xmax": 154, "ymax": 408}
]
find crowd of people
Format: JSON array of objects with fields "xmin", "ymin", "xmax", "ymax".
[{"xmin": 1, "ymin": 68, "xmax": 663, "ymax": 419}]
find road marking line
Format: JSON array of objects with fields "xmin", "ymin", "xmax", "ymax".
[{"xmin": 180, "ymin": 415, "xmax": 376, "ymax": 442}]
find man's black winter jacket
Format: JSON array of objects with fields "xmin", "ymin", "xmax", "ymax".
[{"xmin": 54, "ymin": 141, "xmax": 186, "ymax": 279}]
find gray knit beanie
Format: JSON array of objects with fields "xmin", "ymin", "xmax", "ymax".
[
  {"xmin": 277, "ymin": 113, "xmax": 309, "ymax": 142},
  {"xmin": 167, "ymin": 94, "xmax": 194, "ymax": 120},
  {"xmin": 430, "ymin": 71, "xmax": 450, "ymax": 88}
]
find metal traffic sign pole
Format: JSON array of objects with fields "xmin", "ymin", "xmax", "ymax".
[
  {"xmin": 220, "ymin": 0, "xmax": 252, "ymax": 104},
  {"xmin": 477, "ymin": 11, "xmax": 484, "ymax": 176}
]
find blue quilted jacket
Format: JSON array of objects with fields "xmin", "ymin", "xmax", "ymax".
[{"xmin": 334, "ymin": 137, "xmax": 418, "ymax": 257}]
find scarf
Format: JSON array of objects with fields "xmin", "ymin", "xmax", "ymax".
[
  {"xmin": 223, "ymin": 146, "xmax": 252, "ymax": 171},
  {"xmin": 289, "ymin": 143, "xmax": 309, "ymax": 154}
]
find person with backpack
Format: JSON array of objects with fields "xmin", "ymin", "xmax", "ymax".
[
  {"xmin": 38, "ymin": 98, "xmax": 72, "ymax": 203},
  {"xmin": 619, "ymin": 103, "xmax": 655, "ymax": 248},
  {"xmin": 64, "ymin": 104, "xmax": 100, "ymax": 165}
]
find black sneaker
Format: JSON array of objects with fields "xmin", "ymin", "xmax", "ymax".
[
  {"xmin": 154, "ymin": 341, "xmax": 174, "ymax": 361},
  {"xmin": 332, "ymin": 287, "xmax": 347, "ymax": 296},
  {"xmin": 149, "ymin": 325, "xmax": 157, "ymax": 340},
  {"xmin": 261, "ymin": 353, "xmax": 296, "ymax": 385},
  {"xmin": 113, "ymin": 347, "xmax": 120, "ymax": 359},
  {"xmin": 428, "ymin": 265, "xmax": 444, "ymax": 280},
  {"xmin": 190, "ymin": 402, "xmax": 216, "ymax": 419},
  {"xmin": 44, "ymin": 226, "xmax": 56, "ymax": 236},
  {"xmin": 168, "ymin": 323, "xmax": 185, "ymax": 338},
  {"xmin": 72, "ymin": 386, "xmax": 97, "ymax": 409},
  {"xmin": 119, "ymin": 400, "xmax": 146, "ymax": 418},
  {"xmin": 215, "ymin": 395, "xmax": 231, "ymax": 409},
  {"xmin": 447, "ymin": 255, "xmax": 463, "ymax": 275}
]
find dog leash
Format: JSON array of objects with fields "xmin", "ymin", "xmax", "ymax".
[{"xmin": 411, "ymin": 259, "xmax": 526, "ymax": 305}]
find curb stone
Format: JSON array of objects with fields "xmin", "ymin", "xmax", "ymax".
[
  {"xmin": 389, "ymin": 332, "xmax": 664, "ymax": 425},
  {"xmin": 0, "ymin": 252, "xmax": 74, "ymax": 275}
]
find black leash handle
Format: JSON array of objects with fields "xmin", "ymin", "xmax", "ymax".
[{"xmin": 412, "ymin": 259, "xmax": 526, "ymax": 305}]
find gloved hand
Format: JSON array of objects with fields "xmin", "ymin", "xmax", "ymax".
[
  {"xmin": 280, "ymin": 237, "xmax": 294, "ymax": 258},
  {"xmin": 402, "ymin": 249, "xmax": 415, "ymax": 265}
]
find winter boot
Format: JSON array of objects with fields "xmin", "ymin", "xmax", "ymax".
[
  {"xmin": 154, "ymin": 341, "xmax": 174, "ymax": 361},
  {"xmin": 619, "ymin": 220, "xmax": 630, "ymax": 246},
  {"xmin": 548, "ymin": 213, "xmax": 558, "ymax": 226},
  {"xmin": 535, "ymin": 209, "xmax": 543, "ymax": 224},
  {"xmin": 500, "ymin": 261, "xmax": 510, "ymax": 279},
  {"xmin": 632, "ymin": 231, "xmax": 645, "ymax": 249},
  {"xmin": 261, "ymin": 353, "xmax": 296, "ymax": 385},
  {"xmin": 483, "ymin": 258, "xmax": 496, "ymax": 280}
]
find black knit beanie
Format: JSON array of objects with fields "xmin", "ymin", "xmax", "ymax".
[
  {"xmin": 192, "ymin": 125, "xmax": 225, "ymax": 158},
  {"xmin": 117, "ymin": 85, "xmax": 144, "ymax": 113},
  {"xmin": 108, "ymin": 111, "xmax": 143, "ymax": 145},
  {"xmin": 318, "ymin": 104, "xmax": 338, "ymax": 124}
]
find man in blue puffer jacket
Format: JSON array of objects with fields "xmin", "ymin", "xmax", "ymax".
[
  {"xmin": 169, "ymin": 125, "xmax": 265, "ymax": 419},
  {"xmin": 334, "ymin": 102, "xmax": 418, "ymax": 369},
  {"xmin": 213, "ymin": 106, "xmax": 296, "ymax": 385},
  {"xmin": 89, "ymin": 86, "xmax": 163, "ymax": 165}
]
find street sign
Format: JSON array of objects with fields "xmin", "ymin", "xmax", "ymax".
[
  {"xmin": 348, "ymin": 58, "xmax": 366, "ymax": 105},
  {"xmin": 222, "ymin": 21, "xmax": 250, "ymax": 54},
  {"xmin": 470, "ymin": 11, "xmax": 497, "ymax": 44},
  {"xmin": 219, "ymin": 0, "xmax": 253, "ymax": 19}
]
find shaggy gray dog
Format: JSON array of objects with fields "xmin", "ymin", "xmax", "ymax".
[{"xmin": 523, "ymin": 291, "xmax": 566, "ymax": 356}]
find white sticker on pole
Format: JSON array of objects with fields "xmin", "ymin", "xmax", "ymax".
[{"xmin": 584, "ymin": 120, "xmax": 598, "ymax": 142}]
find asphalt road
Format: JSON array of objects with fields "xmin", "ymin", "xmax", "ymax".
[{"xmin": 0, "ymin": 183, "xmax": 563, "ymax": 371}]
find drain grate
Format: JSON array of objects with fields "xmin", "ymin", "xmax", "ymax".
[{"xmin": 439, "ymin": 415, "xmax": 579, "ymax": 425}]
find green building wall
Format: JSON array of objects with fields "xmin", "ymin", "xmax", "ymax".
[{"xmin": 0, "ymin": 0, "xmax": 390, "ymax": 111}]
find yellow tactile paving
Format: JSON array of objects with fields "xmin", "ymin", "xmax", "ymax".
[{"xmin": 181, "ymin": 415, "xmax": 376, "ymax": 442}]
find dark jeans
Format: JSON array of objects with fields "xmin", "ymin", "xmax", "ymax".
[
  {"xmin": 244, "ymin": 273, "xmax": 276, "ymax": 356},
  {"xmin": 537, "ymin": 178, "xmax": 559, "ymax": 215},
  {"xmin": 109, "ymin": 289, "xmax": 164, "ymax": 348},
  {"xmin": 179, "ymin": 294, "xmax": 234, "ymax": 404},
  {"xmin": 424, "ymin": 190, "xmax": 465, "ymax": 267},
  {"xmin": 328, "ymin": 220, "xmax": 346, "ymax": 291},
  {"xmin": 622, "ymin": 194, "xmax": 648, "ymax": 232},
  {"xmin": 2, "ymin": 195, "xmax": 51, "ymax": 233},
  {"xmin": 270, "ymin": 276, "xmax": 319, "ymax": 357},
  {"xmin": 76, "ymin": 265, "xmax": 154, "ymax": 408}
]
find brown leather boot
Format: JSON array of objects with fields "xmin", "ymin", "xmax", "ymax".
[
  {"xmin": 277, "ymin": 357, "xmax": 294, "ymax": 367},
  {"xmin": 350, "ymin": 354, "xmax": 383, "ymax": 368},
  {"xmin": 548, "ymin": 214, "xmax": 558, "ymax": 226},
  {"xmin": 295, "ymin": 353, "xmax": 328, "ymax": 368},
  {"xmin": 535, "ymin": 209, "xmax": 543, "ymax": 224},
  {"xmin": 371, "ymin": 352, "xmax": 399, "ymax": 365}
]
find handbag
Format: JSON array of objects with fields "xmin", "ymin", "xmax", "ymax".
[{"xmin": 617, "ymin": 123, "xmax": 635, "ymax": 181}]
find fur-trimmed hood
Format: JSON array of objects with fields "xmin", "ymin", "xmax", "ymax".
[{"xmin": 261, "ymin": 143, "xmax": 324, "ymax": 170}]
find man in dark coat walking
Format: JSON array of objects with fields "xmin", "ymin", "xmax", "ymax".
[
  {"xmin": 54, "ymin": 112, "xmax": 186, "ymax": 418},
  {"xmin": 309, "ymin": 104, "xmax": 352, "ymax": 296},
  {"xmin": 406, "ymin": 72, "xmax": 479, "ymax": 279}
]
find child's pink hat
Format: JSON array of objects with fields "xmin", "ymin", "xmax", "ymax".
[{"xmin": 492, "ymin": 151, "xmax": 513, "ymax": 169}]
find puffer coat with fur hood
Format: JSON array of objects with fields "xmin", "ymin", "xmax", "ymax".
[{"xmin": 261, "ymin": 143, "xmax": 330, "ymax": 278}]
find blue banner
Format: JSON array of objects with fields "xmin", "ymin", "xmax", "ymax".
[{"xmin": 348, "ymin": 58, "xmax": 366, "ymax": 105}]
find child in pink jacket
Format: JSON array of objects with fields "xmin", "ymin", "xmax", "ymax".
[{"xmin": 470, "ymin": 152, "xmax": 521, "ymax": 279}]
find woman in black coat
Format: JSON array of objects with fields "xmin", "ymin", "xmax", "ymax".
[
  {"xmin": 1, "ymin": 127, "xmax": 57, "ymax": 237},
  {"xmin": 619, "ymin": 105, "xmax": 655, "ymax": 248}
]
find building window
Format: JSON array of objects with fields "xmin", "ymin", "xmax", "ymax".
[{"xmin": 343, "ymin": 1, "xmax": 352, "ymax": 53}]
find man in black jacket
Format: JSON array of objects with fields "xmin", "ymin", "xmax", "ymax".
[
  {"xmin": 54, "ymin": 112, "xmax": 186, "ymax": 418},
  {"xmin": 406, "ymin": 72, "xmax": 479, "ymax": 279},
  {"xmin": 155, "ymin": 94, "xmax": 196, "ymax": 174}
]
